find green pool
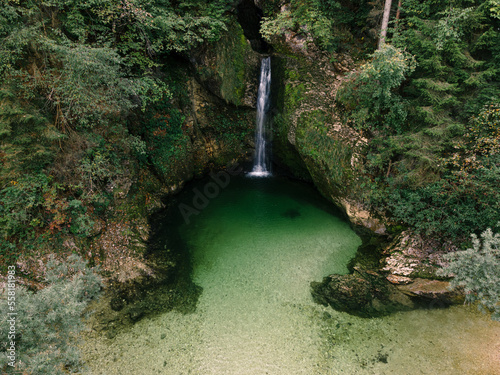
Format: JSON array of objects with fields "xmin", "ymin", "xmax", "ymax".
[{"xmin": 81, "ymin": 175, "xmax": 500, "ymax": 374}]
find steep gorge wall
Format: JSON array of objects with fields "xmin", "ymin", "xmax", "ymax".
[
  {"xmin": 269, "ymin": 40, "xmax": 386, "ymax": 235},
  {"xmin": 58, "ymin": 18, "xmax": 266, "ymax": 328},
  {"xmin": 14, "ymin": 17, "xmax": 262, "ymax": 297}
]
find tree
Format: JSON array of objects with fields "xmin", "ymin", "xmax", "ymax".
[
  {"xmin": 379, "ymin": 0, "xmax": 393, "ymax": 48},
  {"xmin": 337, "ymin": 44, "xmax": 416, "ymax": 132}
]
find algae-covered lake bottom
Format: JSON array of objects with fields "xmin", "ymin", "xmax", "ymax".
[{"xmin": 81, "ymin": 175, "xmax": 500, "ymax": 375}]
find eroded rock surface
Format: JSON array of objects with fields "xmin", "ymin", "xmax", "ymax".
[
  {"xmin": 382, "ymin": 231, "xmax": 456, "ymax": 278},
  {"xmin": 311, "ymin": 267, "xmax": 414, "ymax": 318},
  {"xmin": 397, "ymin": 278, "xmax": 464, "ymax": 307}
]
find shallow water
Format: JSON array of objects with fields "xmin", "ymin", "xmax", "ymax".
[{"xmin": 81, "ymin": 176, "xmax": 500, "ymax": 375}]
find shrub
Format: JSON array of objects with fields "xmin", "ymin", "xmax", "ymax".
[
  {"xmin": 0, "ymin": 173, "xmax": 96, "ymax": 262},
  {"xmin": 0, "ymin": 255, "xmax": 102, "ymax": 374},
  {"xmin": 438, "ymin": 228, "xmax": 500, "ymax": 321},
  {"xmin": 373, "ymin": 163, "xmax": 500, "ymax": 240},
  {"xmin": 0, "ymin": 173, "xmax": 52, "ymax": 241},
  {"xmin": 337, "ymin": 45, "xmax": 416, "ymax": 133}
]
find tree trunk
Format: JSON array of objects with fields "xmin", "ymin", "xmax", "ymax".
[
  {"xmin": 396, "ymin": 0, "xmax": 402, "ymax": 20},
  {"xmin": 395, "ymin": 0, "xmax": 403, "ymax": 32},
  {"xmin": 378, "ymin": 0, "xmax": 393, "ymax": 49}
]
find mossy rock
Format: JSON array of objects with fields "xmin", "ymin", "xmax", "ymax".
[
  {"xmin": 269, "ymin": 51, "xmax": 363, "ymax": 204},
  {"xmin": 311, "ymin": 268, "xmax": 415, "ymax": 318},
  {"xmin": 191, "ymin": 19, "xmax": 261, "ymax": 107}
]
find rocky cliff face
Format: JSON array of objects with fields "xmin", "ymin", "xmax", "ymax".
[
  {"xmin": 268, "ymin": 33, "xmax": 387, "ymax": 235},
  {"xmin": 259, "ymin": 5, "xmax": 462, "ymax": 314},
  {"xmin": 190, "ymin": 20, "xmax": 262, "ymax": 108},
  {"xmin": 142, "ymin": 20, "xmax": 262, "ymax": 193},
  {"xmin": 79, "ymin": 4, "xmax": 458, "ymax": 324}
]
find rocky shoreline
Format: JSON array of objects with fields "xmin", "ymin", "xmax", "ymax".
[{"xmin": 310, "ymin": 229, "xmax": 464, "ymax": 318}]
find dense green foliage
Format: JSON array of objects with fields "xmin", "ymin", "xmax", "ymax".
[
  {"xmin": 0, "ymin": 255, "xmax": 102, "ymax": 374},
  {"xmin": 392, "ymin": 0, "xmax": 500, "ymax": 126},
  {"xmin": 262, "ymin": 0, "xmax": 499, "ymax": 241},
  {"xmin": 0, "ymin": 0, "xmax": 235, "ymax": 263},
  {"xmin": 330, "ymin": 0, "xmax": 500, "ymax": 240},
  {"xmin": 362, "ymin": 102, "xmax": 500, "ymax": 240},
  {"xmin": 438, "ymin": 228, "xmax": 500, "ymax": 320},
  {"xmin": 370, "ymin": 164, "xmax": 500, "ymax": 238},
  {"xmin": 337, "ymin": 45, "xmax": 416, "ymax": 133},
  {"xmin": 141, "ymin": 84, "xmax": 191, "ymax": 182},
  {"xmin": 261, "ymin": 0, "xmax": 375, "ymax": 55}
]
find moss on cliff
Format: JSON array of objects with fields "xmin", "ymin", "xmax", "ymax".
[
  {"xmin": 270, "ymin": 48, "xmax": 364, "ymax": 207},
  {"xmin": 217, "ymin": 22, "xmax": 250, "ymax": 105},
  {"xmin": 270, "ymin": 57, "xmax": 311, "ymax": 180},
  {"xmin": 192, "ymin": 19, "xmax": 261, "ymax": 108},
  {"xmin": 295, "ymin": 110, "xmax": 354, "ymax": 198}
]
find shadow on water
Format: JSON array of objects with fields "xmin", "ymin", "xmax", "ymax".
[
  {"xmin": 145, "ymin": 206, "xmax": 203, "ymax": 315},
  {"xmin": 280, "ymin": 208, "xmax": 301, "ymax": 219},
  {"xmin": 146, "ymin": 173, "xmax": 359, "ymax": 314}
]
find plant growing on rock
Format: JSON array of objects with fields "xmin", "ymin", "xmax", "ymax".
[{"xmin": 438, "ymin": 228, "xmax": 500, "ymax": 321}]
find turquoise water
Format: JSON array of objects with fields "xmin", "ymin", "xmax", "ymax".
[
  {"xmin": 177, "ymin": 176, "xmax": 361, "ymax": 374},
  {"xmin": 81, "ymin": 175, "xmax": 500, "ymax": 375}
]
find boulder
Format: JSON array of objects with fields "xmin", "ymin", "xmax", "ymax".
[
  {"xmin": 397, "ymin": 278, "xmax": 464, "ymax": 307},
  {"xmin": 311, "ymin": 267, "xmax": 465, "ymax": 318},
  {"xmin": 311, "ymin": 267, "xmax": 414, "ymax": 318},
  {"xmin": 382, "ymin": 231, "xmax": 457, "ymax": 278}
]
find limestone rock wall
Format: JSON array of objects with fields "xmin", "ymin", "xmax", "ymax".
[
  {"xmin": 190, "ymin": 19, "xmax": 262, "ymax": 108},
  {"xmin": 269, "ymin": 35, "xmax": 387, "ymax": 234}
]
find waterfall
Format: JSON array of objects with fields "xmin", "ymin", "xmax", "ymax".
[{"xmin": 249, "ymin": 57, "xmax": 271, "ymax": 177}]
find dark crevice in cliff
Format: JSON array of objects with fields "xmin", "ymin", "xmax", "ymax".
[
  {"xmin": 267, "ymin": 56, "xmax": 313, "ymax": 181},
  {"xmin": 236, "ymin": 0, "xmax": 270, "ymax": 53}
]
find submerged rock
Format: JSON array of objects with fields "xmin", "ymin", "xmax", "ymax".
[
  {"xmin": 281, "ymin": 208, "xmax": 301, "ymax": 219},
  {"xmin": 128, "ymin": 307, "xmax": 145, "ymax": 322},
  {"xmin": 311, "ymin": 267, "xmax": 415, "ymax": 318}
]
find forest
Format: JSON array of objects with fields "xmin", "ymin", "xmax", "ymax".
[{"xmin": 0, "ymin": 0, "xmax": 499, "ymax": 373}]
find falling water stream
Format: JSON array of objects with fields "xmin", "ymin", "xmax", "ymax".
[
  {"xmin": 81, "ymin": 56, "xmax": 499, "ymax": 375},
  {"xmin": 249, "ymin": 57, "xmax": 272, "ymax": 177}
]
